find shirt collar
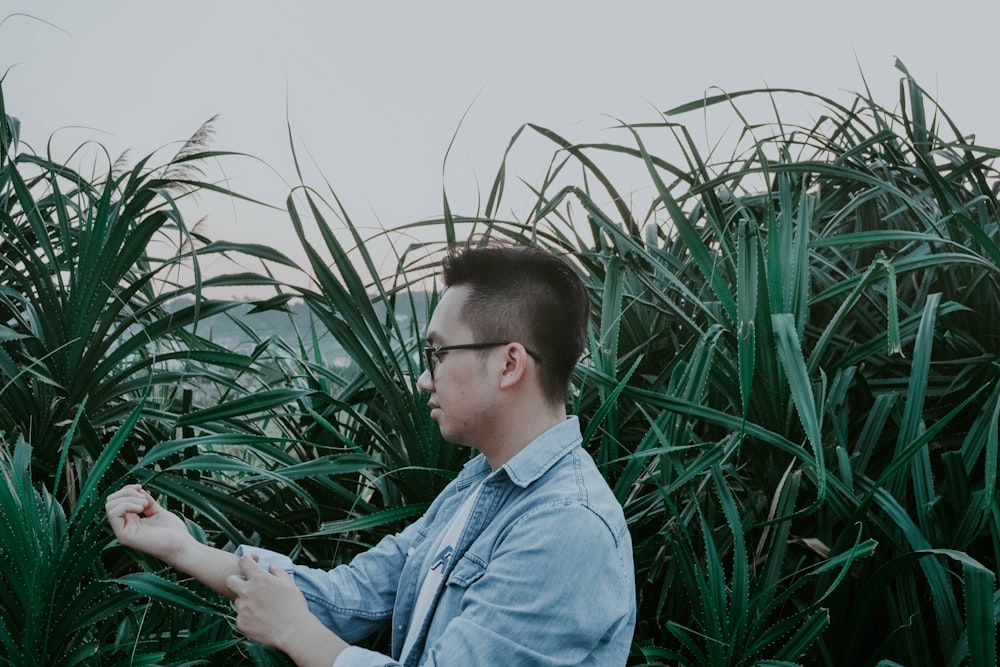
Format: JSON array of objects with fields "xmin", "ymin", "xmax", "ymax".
[{"xmin": 457, "ymin": 417, "xmax": 582, "ymax": 490}]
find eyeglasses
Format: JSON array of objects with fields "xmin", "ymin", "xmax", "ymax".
[{"xmin": 423, "ymin": 341, "xmax": 542, "ymax": 379}]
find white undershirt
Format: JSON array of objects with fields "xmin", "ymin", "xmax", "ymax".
[{"xmin": 399, "ymin": 483, "xmax": 482, "ymax": 663}]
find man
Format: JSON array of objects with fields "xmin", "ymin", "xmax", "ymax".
[{"xmin": 106, "ymin": 242, "xmax": 636, "ymax": 666}]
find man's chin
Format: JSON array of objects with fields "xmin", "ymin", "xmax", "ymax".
[{"xmin": 437, "ymin": 427, "xmax": 473, "ymax": 449}]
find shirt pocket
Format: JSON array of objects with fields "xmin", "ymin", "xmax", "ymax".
[{"xmin": 446, "ymin": 553, "xmax": 486, "ymax": 588}]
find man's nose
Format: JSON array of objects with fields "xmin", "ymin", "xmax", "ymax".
[{"xmin": 416, "ymin": 367, "xmax": 434, "ymax": 392}]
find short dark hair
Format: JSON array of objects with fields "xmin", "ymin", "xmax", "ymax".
[{"xmin": 441, "ymin": 242, "xmax": 589, "ymax": 405}]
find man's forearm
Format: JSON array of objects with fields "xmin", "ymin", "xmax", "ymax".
[
  {"xmin": 168, "ymin": 539, "xmax": 243, "ymax": 599},
  {"xmin": 277, "ymin": 615, "xmax": 350, "ymax": 667}
]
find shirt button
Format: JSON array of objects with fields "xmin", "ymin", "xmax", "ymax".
[{"xmin": 407, "ymin": 547, "xmax": 415, "ymax": 555}]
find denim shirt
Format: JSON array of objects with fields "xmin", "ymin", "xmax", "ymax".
[{"xmin": 238, "ymin": 417, "xmax": 636, "ymax": 666}]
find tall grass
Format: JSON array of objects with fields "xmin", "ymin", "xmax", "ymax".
[
  {"xmin": 1, "ymin": 60, "xmax": 998, "ymax": 665},
  {"xmin": 381, "ymin": 60, "xmax": 999, "ymax": 665},
  {"xmin": 0, "ymin": 82, "xmax": 315, "ymax": 664},
  {"xmin": 517, "ymin": 62, "xmax": 998, "ymax": 665}
]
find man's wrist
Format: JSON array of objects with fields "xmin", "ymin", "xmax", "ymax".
[
  {"xmin": 279, "ymin": 614, "xmax": 349, "ymax": 667},
  {"xmin": 166, "ymin": 535, "xmax": 202, "ymax": 570}
]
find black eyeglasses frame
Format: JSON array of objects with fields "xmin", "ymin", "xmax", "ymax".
[{"xmin": 423, "ymin": 341, "xmax": 542, "ymax": 378}]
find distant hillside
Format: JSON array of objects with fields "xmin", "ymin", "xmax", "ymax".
[{"xmin": 167, "ymin": 296, "xmax": 429, "ymax": 367}]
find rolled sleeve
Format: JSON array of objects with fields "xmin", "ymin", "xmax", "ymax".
[
  {"xmin": 236, "ymin": 526, "xmax": 419, "ymax": 645},
  {"xmin": 234, "ymin": 545, "xmax": 295, "ymax": 572},
  {"xmin": 333, "ymin": 645, "xmax": 399, "ymax": 667}
]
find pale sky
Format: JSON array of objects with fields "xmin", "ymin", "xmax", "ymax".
[{"xmin": 3, "ymin": 1, "xmax": 997, "ymax": 295}]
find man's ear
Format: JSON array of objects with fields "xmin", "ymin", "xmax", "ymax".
[{"xmin": 498, "ymin": 343, "xmax": 530, "ymax": 390}]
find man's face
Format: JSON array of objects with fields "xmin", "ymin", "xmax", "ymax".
[{"xmin": 417, "ymin": 285, "xmax": 499, "ymax": 447}]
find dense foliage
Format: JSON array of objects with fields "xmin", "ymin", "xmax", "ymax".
[{"xmin": 1, "ymin": 62, "xmax": 997, "ymax": 665}]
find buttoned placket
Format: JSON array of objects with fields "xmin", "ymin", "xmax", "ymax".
[{"xmin": 397, "ymin": 472, "xmax": 502, "ymax": 665}]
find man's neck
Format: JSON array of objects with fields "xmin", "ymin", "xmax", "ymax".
[{"xmin": 482, "ymin": 407, "xmax": 566, "ymax": 471}]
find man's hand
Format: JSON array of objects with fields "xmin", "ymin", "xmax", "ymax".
[
  {"xmin": 227, "ymin": 555, "xmax": 350, "ymax": 666},
  {"xmin": 227, "ymin": 555, "xmax": 310, "ymax": 646},
  {"xmin": 108, "ymin": 487, "xmax": 350, "ymax": 665},
  {"xmin": 105, "ymin": 484, "xmax": 192, "ymax": 562}
]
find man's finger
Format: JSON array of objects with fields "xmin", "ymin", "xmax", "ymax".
[
  {"xmin": 225, "ymin": 573, "xmax": 249, "ymax": 596},
  {"xmin": 104, "ymin": 497, "xmax": 143, "ymax": 518},
  {"xmin": 238, "ymin": 553, "xmax": 264, "ymax": 579}
]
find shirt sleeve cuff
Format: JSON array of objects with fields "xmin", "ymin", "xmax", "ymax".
[
  {"xmin": 234, "ymin": 544, "xmax": 295, "ymax": 573},
  {"xmin": 333, "ymin": 645, "xmax": 399, "ymax": 667}
]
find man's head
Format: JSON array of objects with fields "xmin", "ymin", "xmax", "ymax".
[{"xmin": 437, "ymin": 242, "xmax": 589, "ymax": 405}]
